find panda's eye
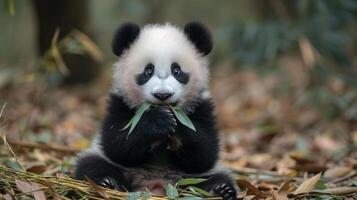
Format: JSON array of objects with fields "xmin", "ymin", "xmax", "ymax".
[
  {"xmin": 171, "ymin": 63, "xmax": 181, "ymax": 76},
  {"xmin": 144, "ymin": 63, "xmax": 154, "ymax": 77}
]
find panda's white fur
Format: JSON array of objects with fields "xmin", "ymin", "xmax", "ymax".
[{"xmin": 112, "ymin": 23, "xmax": 210, "ymax": 110}]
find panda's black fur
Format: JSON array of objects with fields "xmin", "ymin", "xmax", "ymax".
[{"xmin": 75, "ymin": 22, "xmax": 238, "ymax": 200}]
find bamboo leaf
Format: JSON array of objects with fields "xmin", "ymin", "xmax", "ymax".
[
  {"xmin": 188, "ymin": 186, "xmax": 211, "ymax": 197},
  {"xmin": 176, "ymin": 178, "xmax": 206, "ymax": 186},
  {"xmin": 179, "ymin": 197, "xmax": 202, "ymax": 200},
  {"xmin": 121, "ymin": 117, "xmax": 134, "ymax": 131},
  {"xmin": 124, "ymin": 102, "xmax": 151, "ymax": 136},
  {"xmin": 165, "ymin": 184, "xmax": 179, "ymax": 199},
  {"xmin": 171, "ymin": 107, "xmax": 196, "ymax": 132},
  {"xmin": 127, "ymin": 192, "xmax": 141, "ymax": 200}
]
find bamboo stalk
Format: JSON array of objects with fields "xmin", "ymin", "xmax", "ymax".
[{"xmin": 0, "ymin": 165, "xmax": 222, "ymax": 200}]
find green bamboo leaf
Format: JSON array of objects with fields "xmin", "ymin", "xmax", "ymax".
[
  {"xmin": 141, "ymin": 192, "xmax": 152, "ymax": 200},
  {"xmin": 166, "ymin": 184, "xmax": 179, "ymax": 199},
  {"xmin": 188, "ymin": 186, "xmax": 211, "ymax": 197},
  {"xmin": 123, "ymin": 102, "xmax": 151, "ymax": 136},
  {"xmin": 127, "ymin": 192, "xmax": 141, "ymax": 200},
  {"xmin": 121, "ymin": 117, "xmax": 134, "ymax": 131},
  {"xmin": 171, "ymin": 107, "xmax": 196, "ymax": 132},
  {"xmin": 126, "ymin": 191, "xmax": 151, "ymax": 200},
  {"xmin": 176, "ymin": 178, "xmax": 206, "ymax": 186},
  {"xmin": 179, "ymin": 197, "xmax": 203, "ymax": 200}
]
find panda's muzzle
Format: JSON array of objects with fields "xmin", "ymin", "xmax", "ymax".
[{"xmin": 153, "ymin": 92, "xmax": 173, "ymax": 101}]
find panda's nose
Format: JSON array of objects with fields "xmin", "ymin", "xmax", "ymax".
[{"xmin": 153, "ymin": 92, "xmax": 173, "ymax": 101}]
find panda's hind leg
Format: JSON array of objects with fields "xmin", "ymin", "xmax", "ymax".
[
  {"xmin": 195, "ymin": 172, "xmax": 238, "ymax": 200},
  {"xmin": 75, "ymin": 154, "xmax": 130, "ymax": 191}
]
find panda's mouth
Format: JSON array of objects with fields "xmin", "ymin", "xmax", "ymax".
[{"xmin": 150, "ymin": 101, "xmax": 178, "ymax": 106}]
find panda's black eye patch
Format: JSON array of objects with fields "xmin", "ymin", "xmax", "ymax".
[
  {"xmin": 171, "ymin": 63, "xmax": 181, "ymax": 76},
  {"xmin": 171, "ymin": 62, "xmax": 190, "ymax": 84},
  {"xmin": 144, "ymin": 63, "xmax": 154, "ymax": 77},
  {"xmin": 136, "ymin": 63, "xmax": 155, "ymax": 85}
]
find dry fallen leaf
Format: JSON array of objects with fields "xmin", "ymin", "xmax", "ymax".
[
  {"xmin": 316, "ymin": 187, "xmax": 357, "ymax": 195},
  {"xmin": 243, "ymin": 195, "xmax": 256, "ymax": 200},
  {"xmin": 236, "ymin": 179, "xmax": 265, "ymax": 199},
  {"xmin": 15, "ymin": 179, "xmax": 46, "ymax": 200},
  {"xmin": 292, "ymin": 163, "xmax": 327, "ymax": 173},
  {"xmin": 324, "ymin": 166, "xmax": 352, "ymax": 178},
  {"xmin": 292, "ymin": 173, "xmax": 321, "ymax": 195},
  {"xmin": 271, "ymin": 180, "xmax": 293, "ymax": 200},
  {"xmin": 26, "ymin": 165, "xmax": 48, "ymax": 174}
]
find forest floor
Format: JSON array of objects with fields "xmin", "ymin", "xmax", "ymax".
[{"xmin": 0, "ymin": 62, "xmax": 356, "ymax": 199}]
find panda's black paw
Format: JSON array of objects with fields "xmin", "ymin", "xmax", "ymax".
[
  {"xmin": 149, "ymin": 106, "xmax": 177, "ymax": 135},
  {"xmin": 213, "ymin": 183, "xmax": 237, "ymax": 200},
  {"xmin": 96, "ymin": 177, "xmax": 119, "ymax": 190}
]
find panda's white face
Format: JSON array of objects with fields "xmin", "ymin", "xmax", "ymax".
[
  {"xmin": 139, "ymin": 62, "xmax": 187, "ymax": 105},
  {"xmin": 112, "ymin": 23, "xmax": 211, "ymax": 109}
]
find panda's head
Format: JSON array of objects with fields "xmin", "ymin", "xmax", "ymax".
[{"xmin": 111, "ymin": 22, "xmax": 213, "ymax": 109}]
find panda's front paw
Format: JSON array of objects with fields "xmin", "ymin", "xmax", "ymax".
[
  {"xmin": 149, "ymin": 106, "xmax": 177, "ymax": 136},
  {"xmin": 160, "ymin": 106, "xmax": 177, "ymax": 132},
  {"xmin": 213, "ymin": 183, "xmax": 237, "ymax": 200},
  {"xmin": 96, "ymin": 177, "xmax": 119, "ymax": 190}
]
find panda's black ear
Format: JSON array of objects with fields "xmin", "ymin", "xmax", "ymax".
[
  {"xmin": 184, "ymin": 22, "xmax": 213, "ymax": 56},
  {"xmin": 112, "ymin": 23, "xmax": 140, "ymax": 56}
]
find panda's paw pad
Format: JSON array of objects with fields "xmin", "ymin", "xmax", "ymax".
[
  {"xmin": 97, "ymin": 177, "xmax": 118, "ymax": 190},
  {"xmin": 213, "ymin": 183, "xmax": 237, "ymax": 200}
]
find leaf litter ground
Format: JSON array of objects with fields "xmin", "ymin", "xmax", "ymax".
[{"xmin": 0, "ymin": 67, "xmax": 356, "ymax": 199}]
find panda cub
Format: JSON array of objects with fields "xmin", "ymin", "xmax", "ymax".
[{"xmin": 75, "ymin": 22, "xmax": 238, "ymax": 200}]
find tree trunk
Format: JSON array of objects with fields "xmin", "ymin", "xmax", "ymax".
[{"xmin": 33, "ymin": 0, "xmax": 100, "ymax": 84}]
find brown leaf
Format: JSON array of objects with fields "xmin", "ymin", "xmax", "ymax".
[
  {"xmin": 292, "ymin": 173, "xmax": 321, "ymax": 195},
  {"xmin": 316, "ymin": 187, "xmax": 357, "ymax": 195},
  {"xmin": 292, "ymin": 163, "xmax": 327, "ymax": 173},
  {"xmin": 238, "ymin": 189, "xmax": 247, "ymax": 199},
  {"xmin": 257, "ymin": 182, "xmax": 274, "ymax": 191},
  {"xmin": 15, "ymin": 179, "xmax": 46, "ymax": 200},
  {"xmin": 85, "ymin": 176, "xmax": 109, "ymax": 199},
  {"xmin": 26, "ymin": 165, "xmax": 48, "ymax": 174},
  {"xmin": 289, "ymin": 154, "xmax": 314, "ymax": 165},
  {"xmin": 271, "ymin": 190, "xmax": 285, "ymax": 200},
  {"xmin": 243, "ymin": 195, "xmax": 256, "ymax": 200},
  {"xmin": 324, "ymin": 166, "xmax": 352, "ymax": 178},
  {"xmin": 236, "ymin": 179, "xmax": 265, "ymax": 198},
  {"xmin": 271, "ymin": 180, "xmax": 293, "ymax": 200}
]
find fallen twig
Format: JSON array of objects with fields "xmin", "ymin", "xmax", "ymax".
[
  {"xmin": 1, "ymin": 134, "xmax": 26, "ymax": 172},
  {"xmin": 7, "ymin": 140, "xmax": 80, "ymax": 154}
]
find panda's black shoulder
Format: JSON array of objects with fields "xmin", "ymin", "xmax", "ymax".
[{"xmin": 102, "ymin": 94, "xmax": 134, "ymax": 128}]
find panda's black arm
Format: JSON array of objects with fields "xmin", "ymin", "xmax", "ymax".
[
  {"xmin": 101, "ymin": 94, "xmax": 174, "ymax": 167},
  {"xmin": 168, "ymin": 99, "xmax": 220, "ymax": 173}
]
